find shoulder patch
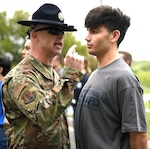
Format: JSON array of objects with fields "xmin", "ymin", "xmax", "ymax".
[{"xmin": 21, "ymin": 90, "xmax": 36, "ymax": 104}]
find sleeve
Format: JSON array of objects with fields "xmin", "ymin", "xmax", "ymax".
[
  {"xmin": 118, "ymin": 86, "xmax": 147, "ymax": 133},
  {"xmin": 6, "ymin": 66, "xmax": 82, "ymax": 129}
]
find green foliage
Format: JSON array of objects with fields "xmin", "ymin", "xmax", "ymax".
[
  {"xmin": 63, "ymin": 32, "xmax": 88, "ymax": 56},
  {"xmin": 0, "ymin": 10, "xmax": 30, "ymax": 65},
  {"xmin": 143, "ymin": 102, "xmax": 150, "ymax": 139},
  {"xmin": 144, "ymin": 101, "xmax": 150, "ymax": 109},
  {"xmin": 132, "ymin": 61, "xmax": 150, "ymax": 72},
  {"xmin": 146, "ymin": 111, "xmax": 150, "ymax": 140},
  {"xmin": 136, "ymin": 71, "xmax": 150, "ymax": 88},
  {"xmin": 131, "ymin": 61, "xmax": 150, "ymax": 93},
  {"xmin": 63, "ymin": 32, "xmax": 97, "ymax": 71}
]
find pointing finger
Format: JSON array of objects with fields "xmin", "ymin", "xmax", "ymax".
[{"xmin": 66, "ymin": 44, "xmax": 77, "ymax": 55}]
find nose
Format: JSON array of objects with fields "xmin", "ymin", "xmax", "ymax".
[{"xmin": 85, "ymin": 36, "xmax": 90, "ymax": 42}]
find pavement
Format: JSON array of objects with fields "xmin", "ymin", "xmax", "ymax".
[{"xmin": 67, "ymin": 116, "xmax": 76, "ymax": 149}]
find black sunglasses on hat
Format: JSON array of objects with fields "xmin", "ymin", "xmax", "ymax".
[{"xmin": 34, "ymin": 27, "xmax": 64, "ymax": 35}]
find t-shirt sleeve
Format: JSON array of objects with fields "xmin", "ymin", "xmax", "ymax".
[{"xmin": 118, "ymin": 87, "xmax": 147, "ymax": 133}]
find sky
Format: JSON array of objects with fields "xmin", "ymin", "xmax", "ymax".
[{"xmin": 0, "ymin": 0, "xmax": 150, "ymax": 61}]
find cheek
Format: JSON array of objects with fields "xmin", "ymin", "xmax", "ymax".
[
  {"xmin": 94, "ymin": 37, "xmax": 104, "ymax": 48},
  {"xmin": 98, "ymin": 35, "xmax": 110, "ymax": 46},
  {"xmin": 43, "ymin": 38, "xmax": 54, "ymax": 47}
]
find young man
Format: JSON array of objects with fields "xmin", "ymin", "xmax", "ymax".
[
  {"xmin": 0, "ymin": 56, "xmax": 11, "ymax": 149},
  {"xmin": 2, "ymin": 3, "xmax": 84, "ymax": 149},
  {"xmin": 21, "ymin": 39, "xmax": 31, "ymax": 59},
  {"xmin": 75, "ymin": 5, "xmax": 148, "ymax": 149}
]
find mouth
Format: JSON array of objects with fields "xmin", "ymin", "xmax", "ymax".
[
  {"xmin": 54, "ymin": 42, "xmax": 62, "ymax": 46},
  {"xmin": 54, "ymin": 42, "xmax": 63, "ymax": 50},
  {"xmin": 87, "ymin": 44, "xmax": 92, "ymax": 49}
]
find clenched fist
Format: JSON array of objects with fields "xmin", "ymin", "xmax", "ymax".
[{"xmin": 64, "ymin": 45, "xmax": 84, "ymax": 72}]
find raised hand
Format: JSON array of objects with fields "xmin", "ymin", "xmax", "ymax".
[{"xmin": 64, "ymin": 45, "xmax": 84, "ymax": 72}]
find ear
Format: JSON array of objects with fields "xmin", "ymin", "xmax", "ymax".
[
  {"xmin": 126, "ymin": 60, "xmax": 131, "ymax": 66},
  {"xmin": 31, "ymin": 31, "xmax": 37, "ymax": 39},
  {"xmin": 110, "ymin": 30, "xmax": 120, "ymax": 43},
  {"xmin": 0, "ymin": 66, "xmax": 3, "ymax": 74}
]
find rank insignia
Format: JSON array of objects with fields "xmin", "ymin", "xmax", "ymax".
[{"xmin": 21, "ymin": 90, "xmax": 36, "ymax": 104}]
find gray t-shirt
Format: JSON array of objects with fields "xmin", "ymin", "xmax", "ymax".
[{"xmin": 75, "ymin": 59, "xmax": 147, "ymax": 149}]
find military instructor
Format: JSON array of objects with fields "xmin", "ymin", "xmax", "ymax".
[{"xmin": 2, "ymin": 3, "xmax": 84, "ymax": 149}]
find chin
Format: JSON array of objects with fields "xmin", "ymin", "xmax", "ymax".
[{"xmin": 88, "ymin": 49, "xmax": 93, "ymax": 54}]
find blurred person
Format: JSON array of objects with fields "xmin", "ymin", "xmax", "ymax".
[
  {"xmin": 119, "ymin": 50, "xmax": 132, "ymax": 66},
  {"xmin": 0, "ymin": 56, "xmax": 11, "ymax": 149},
  {"xmin": 75, "ymin": 5, "xmax": 148, "ymax": 149},
  {"xmin": 2, "ymin": 3, "xmax": 84, "ymax": 149},
  {"xmin": 52, "ymin": 54, "xmax": 63, "ymax": 76},
  {"xmin": 21, "ymin": 39, "xmax": 31, "ymax": 59},
  {"xmin": 72, "ymin": 56, "xmax": 91, "ymax": 119}
]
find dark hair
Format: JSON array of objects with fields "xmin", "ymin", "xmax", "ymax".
[
  {"xmin": 85, "ymin": 5, "xmax": 130, "ymax": 47},
  {"xmin": 0, "ymin": 56, "xmax": 11, "ymax": 76}
]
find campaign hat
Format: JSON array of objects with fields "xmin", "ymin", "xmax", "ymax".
[{"xmin": 17, "ymin": 3, "xmax": 77, "ymax": 31}]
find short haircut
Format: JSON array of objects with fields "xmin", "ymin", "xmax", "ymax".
[
  {"xmin": 85, "ymin": 5, "xmax": 130, "ymax": 47},
  {"xmin": 119, "ymin": 51, "xmax": 132, "ymax": 66},
  {"xmin": 0, "ymin": 56, "xmax": 11, "ymax": 76}
]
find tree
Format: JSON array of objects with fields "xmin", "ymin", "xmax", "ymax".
[{"xmin": 0, "ymin": 10, "xmax": 30, "ymax": 65}]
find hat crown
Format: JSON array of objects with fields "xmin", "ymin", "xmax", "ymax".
[
  {"xmin": 17, "ymin": 3, "xmax": 77, "ymax": 31},
  {"xmin": 32, "ymin": 3, "xmax": 64, "ymax": 24}
]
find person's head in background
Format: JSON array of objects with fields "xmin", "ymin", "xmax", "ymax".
[
  {"xmin": 0, "ymin": 56, "xmax": 11, "ymax": 80},
  {"xmin": 21, "ymin": 39, "xmax": 31, "ymax": 59},
  {"xmin": 82, "ymin": 57, "xmax": 91, "ymax": 75},
  {"xmin": 119, "ymin": 51, "xmax": 132, "ymax": 67},
  {"xmin": 52, "ymin": 54, "xmax": 63, "ymax": 76}
]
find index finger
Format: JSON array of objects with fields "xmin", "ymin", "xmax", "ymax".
[{"xmin": 66, "ymin": 44, "xmax": 77, "ymax": 55}]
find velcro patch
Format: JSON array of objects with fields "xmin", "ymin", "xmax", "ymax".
[{"xmin": 21, "ymin": 90, "xmax": 36, "ymax": 104}]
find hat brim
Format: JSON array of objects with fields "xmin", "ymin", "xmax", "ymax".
[{"xmin": 17, "ymin": 19, "xmax": 77, "ymax": 31}]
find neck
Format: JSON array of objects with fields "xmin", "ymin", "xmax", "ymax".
[
  {"xmin": 0, "ymin": 75, "xmax": 4, "ymax": 81},
  {"xmin": 97, "ymin": 50, "xmax": 119, "ymax": 68},
  {"xmin": 30, "ymin": 51, "xmax": 53, "ymax": 65}
]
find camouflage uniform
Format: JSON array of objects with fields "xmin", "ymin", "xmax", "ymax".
[{"xmin": 2, "ymin": 55, "xmax": 82, "ymax": 149}]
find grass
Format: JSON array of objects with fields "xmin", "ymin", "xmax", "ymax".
[
  {"xmin": 146, "ymin": 112, "xmax": 150, "ymax": 140},
  {"xmin": 143, "ymin": 86, "xmax": 150, "ymax": 94},
  {"xmin": 145, "ymin": 101, "xmax": 150, "ymax": 109},
  {"xmin": 145, "ymin": 101, "xmax": 150, "ymax": 140}
]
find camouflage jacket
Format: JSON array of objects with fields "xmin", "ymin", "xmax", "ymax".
[{"xmin": 2, "ymin": 55, "xmax": 82, "ymax": 149}]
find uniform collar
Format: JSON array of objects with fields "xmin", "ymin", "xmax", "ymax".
[{"xmin": 27, "ymin": 55, "xmax": 54, "ymax": 80}]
